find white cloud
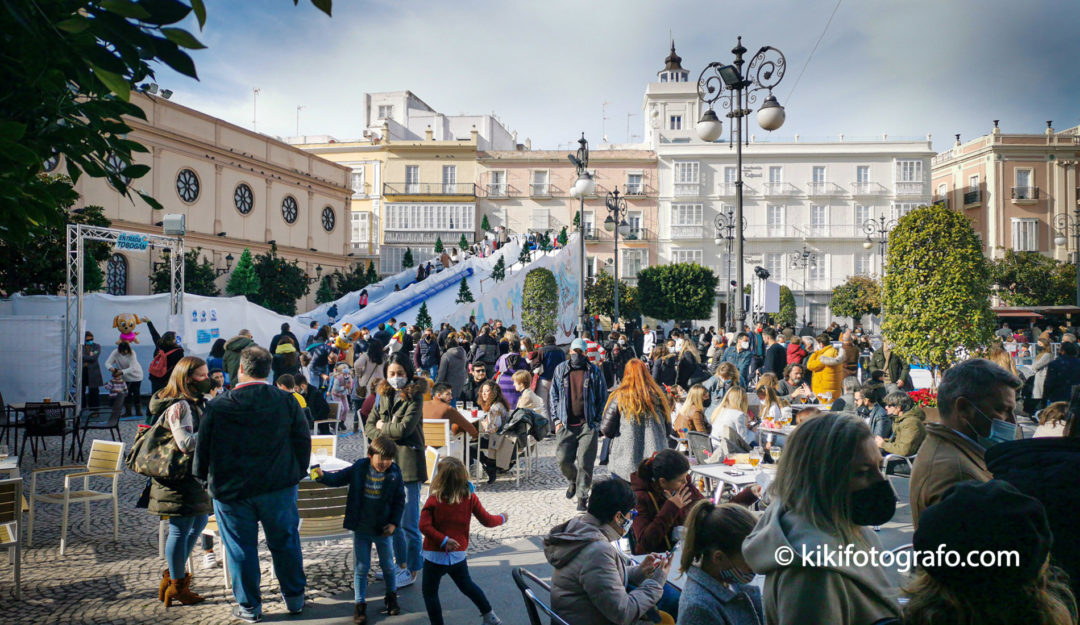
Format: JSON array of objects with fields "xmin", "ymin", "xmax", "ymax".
[{"xmin": 154, "ymin": 0, "xmax": 1080, "ymax": 151}]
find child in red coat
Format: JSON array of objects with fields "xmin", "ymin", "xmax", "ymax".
[{"xmin": 419, "ymin": 457, "xmax": 507, "ymax": 625}]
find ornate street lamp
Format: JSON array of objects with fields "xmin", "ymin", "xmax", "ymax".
[
  {"xmin": 862, "ymin": 216, "xmax": 897, "ymax": 272},
  {"xmin": 603, "ymin": 188, "xmax": 631, "ymax": 322},
  {"xmin": 568, "ymin": 133, "xmax": 595, "ymax": 338},
  {"xmin": 1054, "ymin": 203, "xmax": 1080, "ymax": 307},
  {"xmin": 714, "ymin": 207, "xmax": 745, "ymax": 331},
  {"xmin": 790, "ymin": 244, "xmax": 817, "ymax": 328},
  {"xmin": 697, "ymin": 36, "xmax": 787, "ymax": 328}
]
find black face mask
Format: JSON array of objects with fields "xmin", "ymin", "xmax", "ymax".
[
  {"xmin": 850, "ymin": 479, "xmax": 897, "ymax": 526},
  {"xmin": 702, "ymin": 398, "xmax": 712, "ymax": 409},
  {"xmin": 569, "ymin": 352, "xmax": 589, "ymax": 368}
]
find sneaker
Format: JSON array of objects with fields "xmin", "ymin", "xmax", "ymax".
[
  {"xmin": 481, "ymin": 610, "xmax": 503, "ymax": 625},
  {"xmin": 202, "ymin": 552, "xmax": 220, "ymax": 569},
  {"xmin": 576, "ymin": 497, "xmax": 588, "ymax": 512},
  {"xmin": 394, "ymin": 567, "xmax": 417, "ymax": 588},
  {"xmin": 373, "ymin": 569, "xmax": 384, "ymax": 580},
  {"xmin": 231, "ymin": 606, "xmax": 262, "ymax": 623}
]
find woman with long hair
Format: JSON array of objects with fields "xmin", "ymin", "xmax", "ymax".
[
  {"xmin": 147, "ymin": 321, "xmax": 185, "ymax": 394},
  {"xmin": 710, "ymin": 387, "xmax": 753, "ymax": 445},
  {"xmin": 600, "ymin": 359, "xmax": 674, "ymax": 482},
  {"xmin": 477, "ymin": 380, "xmax": 512, "ymax": 483},
  {"xmin": 105, "ymin": 340, "xmax": 144, "ymax": 417},
  {"xmin": 755, "ymin": 372, "xmax": 779, "ymax": 393},
  {"xmin": 146, "ymin": 356, "xmax": 213, "ymax": 607},
  {"xmin": 651, "ymin": 344, "xmax": 678, "ymax": 387},
  {"xmin": 364, "ymin": 353, "xmax": 427, "ymax": 589},
  {"xmin": 1032, "ymin": 337, "xmax": 1053, "ymax": 409},
  {"xmin": 673, "ymin": 384, "xmax": 709, "ymax": 434},
  {"xmin": 676, "ymin": 339, "xmax": 703, "ymax": 389},
  {"xmin": 206, "ymin": 338, "xmax": 226, "ymax": 373},
  {"xmin": 630, "ymin": 449, "xmax": 704, "ymax": 555},
  {"xmin": 742, "ymin": 413, "xmax": 902, "ymax": 625},
  {"xmin": 987, "ymin": 345, "xmax": 1023, "ymax": 381},
  {"xmin": 755, "ymin": 384, "xmax": 787, "ymax": 424},
  {"xmin": 676, "ymin": 500, "xmax": 763, "ymax": 625}
]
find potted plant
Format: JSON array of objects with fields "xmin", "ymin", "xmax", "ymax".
[{"xmin": 907, "ymin": 388, "xmax": 939, "ymax": 422}]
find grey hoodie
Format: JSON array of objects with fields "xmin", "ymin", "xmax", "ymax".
[
  {"xmin": 742, "ymin": 502, "xmax": 901, "ymax": 625},
  {"xmin": 543, "ymin": 513, "xmax": 665, "ymax": 625}
]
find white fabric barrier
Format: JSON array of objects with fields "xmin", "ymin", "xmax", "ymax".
[{"xmin": 0, "ymin": 316, "xmax": 65, "ymax": 404}]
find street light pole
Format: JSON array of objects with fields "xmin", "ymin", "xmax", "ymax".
[
  {"xmin": 790, "ymin": 244, "xmax": 817, "ymax": 328},
  {"xmin": 1054, "ymin": 203, "xmax": 1080, "ymax": 307},
  {"xmin": 697, "ymin": 37, "xmax": 787, "ymax": 331},
  {"xmin": 862, "ymin": 216, "xmax": 897, "ymax": 273},
  {"xmin": 714, "ymin": 207, "xmax": 744, "ymax": 331},
  {"xmin": 568, "ymin": 133, "xmax": 596, "ymax": 338},
  {"xmin": 605, "ymin": 188, "xmax": 630, "ymax": 323}
]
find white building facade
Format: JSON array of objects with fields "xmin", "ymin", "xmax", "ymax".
[{"xmin": 644, "ymin": 45, "xmax": 934, "ymax": 328}]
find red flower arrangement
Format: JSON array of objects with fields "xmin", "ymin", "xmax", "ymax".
[{"xmin": 908, "ymin": 389, "xmax": 937, "ymax": 408}]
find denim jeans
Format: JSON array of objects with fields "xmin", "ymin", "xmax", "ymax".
[
  {"xmin": 165, "ymin": 514, "xmax": 208, "ymax": 579},
  {"xmin": 353, "ymin": 532, "xmax": 396, "ymax": 603},
  {"xmin": 394, "ymin": 481, "xmax": 423, "ymax": 573},
  {"xmin": 555, "ymin": 425, "xmax": 598, "ymax": 502},
  {"xmin": 422, "ymin": 559, "xmax": 491, "ymax": 625},
  {"xmin": 213, "ymin": 485, "xmax": 306, "ymax": 619}
]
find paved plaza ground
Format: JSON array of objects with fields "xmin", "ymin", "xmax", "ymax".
[{"xmin": 0, "ymin": 419, "xmax": 914, "ymax": 624}]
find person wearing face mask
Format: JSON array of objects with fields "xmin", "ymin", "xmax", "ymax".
[
  {"xmin": 414, "ymin": 327, "xmax": 442, "ymax": 381},
  {"xmin": 83, "ymin": 331, "xmax": 104, "ymax": 408},
  {"xmin": 146, "ymin": 356, "xmax": 214, "ymax": 607},
  {"xmin": 550, "ymin": 339, "xmax": 609, "ymax": 512},
  {"xmin": 544, "ymin": 478, "xmax": 672, "ymax": 625},
  {"xmin": 364, "ymin": 354, "xmax": 427, "ymax": 590},
  {"xmin": 721, "ymin": 333, "xmax": 753, "ymax": 388},
  {"xmin": 806, "ymin": 333, "xmax": 844, "ymax": 402},
  {"xmin": 434, "ymin": 332, "xmax": 468, "ymax": 404},
  {"xmin": 676, "ymin": 500, "xmax": 763, "ymax": 625},
  {"xmin": 909, "ymin": 357, "xmax": 1022, "ymax": 527},
  {"xmin": 742, "ymin": 413, "xmax": 902, "ymax": 625}
]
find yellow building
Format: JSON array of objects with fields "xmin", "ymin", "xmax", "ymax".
[{"xmin": 71, "ymin": 92, "xmax": 351, "ymax": 311}]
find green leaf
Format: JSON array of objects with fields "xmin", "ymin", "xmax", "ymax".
[
  {"xmin": 138, "ymin": 191, "xmax": 164, "ymax": 210},
  {"xmin": 161, "ymin": 27, "xmax": 206, "ymax": 50},
  {"xmin": 0, "ymin": 121, "xmax": 26, "ymax": 141},
  {"xmin": 89, "ymin": 64, "xmax": 131, "ymax": 100},
  {"xmin": 310, "ymin": 0, "xmax": 333, "ymax": 16},
  {"xmin": 137, "ymin": 0, "xmax": 193, "ymax": 25},
  {"xmin": 153, "ymin": 41, "xmax": 198, "ymax": 79},
  {"xmin": 100, "ymin": 0, "xmax": 152, "ymax": 20},
  {"xmin": 56, "ymin": 17, "xmax": 91, "ymax": 33},
  {"xmin": 189, "ymin": 0, "xmax": 207, "ymax": 28},
  {"xmin": 123, "ymin": 163, "xmax": 151, "ymax": 178}
]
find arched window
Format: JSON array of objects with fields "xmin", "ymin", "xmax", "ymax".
[{"xmin": 106, "ymin": 253, "xmax": 127, "ymax": 295}]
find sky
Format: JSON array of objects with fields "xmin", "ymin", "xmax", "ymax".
[{"xmin": 153, "ymin": 0, "xmax": 1080, "ymax": 153}]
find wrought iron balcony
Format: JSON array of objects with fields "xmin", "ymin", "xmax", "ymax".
[
  {"xmin": 484, "ymin": 183, "xmax": 519, "ymax": 198},
  {"xmin": 806, "ymin": 181, "xmax": 844, "ymax": 196},
  {"xmin": 1011, "ymin": 186, "xmax": 1039, "ymax": 200},
  {"xmin": 851, "ymin": 181, "xmax": 888, "ymax": 196},
  {"xmin": 763, "ymin": 182, "xmax": 799, "ymax": 196},
  {"xmin": 963, "ymin": 189, "xmax": 981, "ymax": 205},
  {"xmin": 623, "ymin": 227, "xmax": 653, "ymax": 241},
  {"xmin": 383, "ymin": 182, "xmax": 476, "ymax": 196}
]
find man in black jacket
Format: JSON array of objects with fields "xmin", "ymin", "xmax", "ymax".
[
  {"xmin": 195, "ymin": 346, "xmax": 311, "ymax": 622},
  {"xmin": 460, "ymin": 361, "xmax": 489, "ymax": 406},
  {"xmin": 761, "ymin": 327, "xmax": 787, "ymax": 378}
]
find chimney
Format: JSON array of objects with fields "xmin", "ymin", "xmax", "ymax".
[
  {"xmin": 470, "ymin": 125, "xmax": 478, "ymax": 143},
  {"xmin": 425, "ymin": 125, "xmax": 433, "ymax": 141},
  {"xmin": 525, "ymin": 138, "xmax": 531, "ymax": 150}
]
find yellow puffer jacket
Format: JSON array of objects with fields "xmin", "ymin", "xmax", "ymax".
[{"xmin": 807, "ymin": 345, "xmax": 844, "ymax": 399}]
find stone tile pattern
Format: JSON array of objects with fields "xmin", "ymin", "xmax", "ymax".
[{"xmin": 0, "ymin": 420, "xmax": 602, "ymax": 623}]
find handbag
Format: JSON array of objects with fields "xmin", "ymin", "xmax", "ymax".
[{"xmin": 125, "ymin": 406, "xmax": 192, "ymax": 480}]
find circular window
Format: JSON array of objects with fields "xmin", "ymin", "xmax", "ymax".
[
  {"xmin": 234, "ymin": 183, "xmax": 254, "ymax": 215},
  {"xmin": 321, "ymin": 206, "xmax": 335, "ymax": 232},
  {"xmin": 43, "ymin": 152, "xmax": 59, "ymax": 173},
  {"xmin": 176, "ymin": 168, "xmax": 200, "ymax": 203},
  {"xmin": 281, "ymin": 195, "xmax": 299, "ymax": 224},
  {"xmin": 106, "ymin": 253, "xmax": 128, "ymax": 296},
  {"xmin": 105, "ymin": 153, "xmax": 130, "ymax": 189}
]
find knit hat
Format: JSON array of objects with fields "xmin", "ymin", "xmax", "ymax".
[
  {"xmin": 913, "ymin": 480, "xmax": 1051, "ymax": 592},
  {"xmin": 570, "ymin": 338, "xmax": 588, "ymax": 353}
]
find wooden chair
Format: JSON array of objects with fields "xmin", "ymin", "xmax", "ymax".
[
  {"xmin": 27, "ymin": 439, "xmax": 124, "ymax": 555},
  {"xmin": 20, "ymin": 402, "xmax": 74, "ymax": 463},
  {"xmin": 313, "ymin": 401, "xmax": 340, "ymax": 435},
  {"xmin": 0, "ymin": 478, "xmax": 23, "ymax": 599},
  {"xmin": 423, "ymin": 419, "xmax": 453, "ymax": 482},
  {"xmin": 310, "ymin": 434, "xmax": 337, "ymax": 460}
]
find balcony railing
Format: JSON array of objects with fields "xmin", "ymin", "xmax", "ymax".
[
  {"xmin": 530, "ymin": 182, "xmax": 566, "ymax": 198},
  {"xmin": 349, "ymin": 182, "xmax": 371, "ymax": 196},
  {"xmin": 851, "ymin": 181, "xmax": 888, "ymax": 196},
  {"xmin": 484, "ymin": 183, "xmax": 519, "ymax": 198},
  {"xmin": 673, "ymin": 182, "xmax": 702, "ymax": 196},
  {"xmin": 669, "ymin": 225, "xmax": 707, "ymax": 239},
  {"xmin": 763, "ymin": 182, "xmax": 799, "ymax": 196},
  {"xmin": 894, "ymin": 181, "xmax": 925, "ymax": 195},
  {"xmin": 624, "ymin": 183, "xmax": 656, "ymax": 197},
  {"xmin": 742, "ymin": 224, "xmax": 865, "ymax": 239},
  {"xmin": 935, "ymin": 197, "xmax": 950, "ymax": 209},
  {"xmin": 583, "ymin": 228, "xmax": 599, "ymax": 241},
  {"xmin": 717, "ymin": 182, "xmax": 738, "ymax": 197},
  {"xmin": 806, "ymin": 181, "xmax": 844, "ymax": 196},
  {"xmin": 963, "ymin": 189, "xmax": 981, "ymax": 205},
  {"xmin": 1011, "ymin": 186, "xmax": 1039, "ymax": 200},
  {"xmin": 623, "ymin": 227, "xmax": 653, "ymax": 241},
  {"xmin": 383, "ymin": 182, "xmax": 476, "ymax": 196},
  {"xmin": 743, "ymin": 224, "xmax": 804, "ymax": 239},
  {"xmin": 383, "ymin": 231, "xmax": 462, "ymax": 244}
]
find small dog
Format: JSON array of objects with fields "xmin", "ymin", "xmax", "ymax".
[{"xmin": 113, "ymin": 313, "xmax": 148, "ymax": 344}]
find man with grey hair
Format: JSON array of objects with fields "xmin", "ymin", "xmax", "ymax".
[
  {"xmin": 196, "ymin": 345, "xmax": 311, "ymax": 621},
  {"xmin": 909, "ymin": 358, "xmax": 1021, "ymax": 527},
  {"xmin": 829, "ymin": 375, "xmax": 861, "ymax": 415}
]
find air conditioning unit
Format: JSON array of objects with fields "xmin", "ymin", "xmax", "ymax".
[{"xmin": 162, "ymin": 213, "xmax": 186, "ymax": 236}]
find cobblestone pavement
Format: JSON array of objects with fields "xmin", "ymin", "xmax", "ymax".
[{"xmin": 0, "ymin": 419, "xmax": 604, "ymax": 624}]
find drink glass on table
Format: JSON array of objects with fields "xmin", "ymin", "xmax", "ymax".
[
  {"xmin": 0, "ymin": 444, "xmax": 8, "ymax": 460},
  {"xmin": 749, "ymin": 450, "xmax": 762, "ymax": 467},
  {"xmin": 770, "ymin": 447, "xmax": 782, "ymax": 462}
]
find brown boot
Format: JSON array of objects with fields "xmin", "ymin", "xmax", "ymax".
[
  {"xmin": 383, "ymin": 591, "xmax": 400, "ymax": 615},
  {"xmin": 353, "ymin": 602, "xmax": 367, "ymax": 624},
  {"xmin": 158, "ymin": 569, "xmax": 170, "ymax": 602},
  {"xmin": 163, "ymin": 573, "xmax": 205, "ymax": 607}
]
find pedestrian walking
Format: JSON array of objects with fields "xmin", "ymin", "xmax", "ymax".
[{"xmin": 549, "ymin": 338, "xmax": 608, "ymax": 511}]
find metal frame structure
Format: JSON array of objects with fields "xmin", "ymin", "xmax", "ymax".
[{"xmin": 65, "ymin": 225, "xmax": 184, "ymax": 415}]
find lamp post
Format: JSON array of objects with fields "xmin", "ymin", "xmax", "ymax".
[
  {"xmin": 1054, "ymin": 205, "xmax": 1080, "ymax": 307},
  {"xmin": 714, "ymin": 207, "xmax": 745, "ymax": 331},
  {"xmin": 305, "ymin": 264, "xmax": 323, "ymax": 285},
  {"xmin": 862, "ymin": 216, "xmax": 897, "ymax": 272},
  {"xmin": 568, "ymin": 133, "xmax": 596, "ymax": 338},
  {"xmin": 790, "ymin": 244, "xmax": 817, "ymax": 327},
  {"xmin": 697, "ymin": 36, "xmax": 787, "ymax": 330},
  {"xmin": 215, "ymin": 252, "xmax": 235, "ymax": 277},
  {"xmin": 604, "ymin": 188, "xmax": 631, "ymax": 323}
]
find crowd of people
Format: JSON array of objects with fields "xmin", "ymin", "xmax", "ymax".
[{"xmin": 80, "ymin": 310, "xmax": 1080, "ymax": 625}]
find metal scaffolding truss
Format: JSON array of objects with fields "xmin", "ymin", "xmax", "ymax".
[{"xmin": 65, "ymin": 224, "xmax": 184, "ymax": 414}]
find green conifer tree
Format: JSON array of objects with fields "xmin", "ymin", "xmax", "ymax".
[
  {"xmin": 416, "ymin": 302, "xmax": 433, "ymax": 329},
  {"xmin": 455, "ymin": 276, "xmax": 474, "ymax": 304},
  {"xmin": 557, "ymin": 226, "xmax": 568, "ymax": 246},
  {"xmin": 481, "ymin": 214, "xmax": 491, "ymax": 232},
  {"xmin": 434, "ymin": 236, "xmax": 444, "ymax": 253},
  {"xmin": 365, "ymin": 260, "xmax": 378, "ymax": 283},
  {"xmin": 459, "ymin": 233, "xmax": 469, "ymax": 251},
  {"xmin": 491, "ymin": 256, "xmax": 506, "ymax": 282},
  {"xmin": 225, "ymin": 248, "xmax": 260, "ymax": 299},
  {"xmin": 401, "ymin": 247, "xmax": 415, "ymax": 269}
]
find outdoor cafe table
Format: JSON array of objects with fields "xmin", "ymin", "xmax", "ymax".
[{"xmin": 8, "ymin": 402, "xmax": 81, "ymax": 463}]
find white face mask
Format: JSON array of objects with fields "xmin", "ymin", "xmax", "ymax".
[
  {"xmin": 388, "ymin": 376, "xmax": 407, "ymax": 389},
  {"xmin": 675, "ymin": 339, "xmax": 684, "ymax": 351}
]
